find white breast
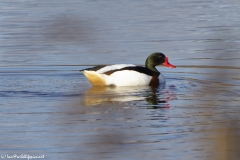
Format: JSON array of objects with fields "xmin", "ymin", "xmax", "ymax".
[{"xmin": 103, "ymin": 70, "xmax": 152, "ymax": 86}]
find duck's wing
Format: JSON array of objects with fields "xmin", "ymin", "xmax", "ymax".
[
  {"xmin": 80, "ymin": 64, "xmax": 136, "ymax": 73},
  {"xmin": 80, "ymin": 65, "xmax": 107, "ymax": 72}
]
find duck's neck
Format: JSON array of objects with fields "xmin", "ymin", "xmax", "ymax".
[{"xmin": 145, "ymin": 58, "xmax": 160, "ymax": 77}]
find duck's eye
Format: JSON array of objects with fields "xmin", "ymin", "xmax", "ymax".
[{"xmin": 157, "ymin": 56, "xmax": 162, "ymax": 60}]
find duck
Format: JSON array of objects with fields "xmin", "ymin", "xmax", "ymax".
[{"xmin": 80, "ymin": 52, "xmax": 176, "ymax": 87}]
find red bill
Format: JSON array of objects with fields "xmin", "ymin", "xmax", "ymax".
[{"xmin": 163, "ymin": 57, "xmax": 176, "ymax": 68}]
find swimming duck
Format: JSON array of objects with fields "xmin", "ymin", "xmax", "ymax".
[{"xmin": 80, "ymin": 52, "xmax": 176, "ymax": 86}]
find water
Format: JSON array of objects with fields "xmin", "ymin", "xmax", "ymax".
[{"xmin": 1, "ymin": 0, "xmax": 240, "ymax": 160}]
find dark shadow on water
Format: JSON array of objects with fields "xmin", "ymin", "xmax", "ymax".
[
  {"xmin": 0, "ymin": 90, "xmax": 81, "ymax": 98},
  {"xmin": 44, "ymin": 14, "xmax": 98, "ymax": 45}
]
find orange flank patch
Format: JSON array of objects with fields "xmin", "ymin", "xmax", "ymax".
[
  {"xmin": 82, "ymin": 71, "xmax": 106, "ymax": 86},
  {"xmin": 149, "ymin": 75, "xmax": 159, "ymax": 86}
]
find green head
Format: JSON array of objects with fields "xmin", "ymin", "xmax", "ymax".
[{"xmin": 145, "ymin": 52, "xmax": 176, "ymax": 76}]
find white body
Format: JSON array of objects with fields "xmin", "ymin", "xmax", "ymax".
[{"xmin": 82, "ymin": 64, "xmax": 166, "ymax": 86}]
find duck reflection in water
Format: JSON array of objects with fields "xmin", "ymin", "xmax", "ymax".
[{"xmin": 82, "ymin": 85, "xmax": 176, "ymax": 108}]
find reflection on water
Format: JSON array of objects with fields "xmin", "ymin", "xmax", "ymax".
[{"xmin": 82, "ymin": 85, "xmax": 176, "ymax": 108}]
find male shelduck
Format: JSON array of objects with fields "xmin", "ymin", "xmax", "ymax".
[{"xmin": 80, "ymin": 52, "xmax": 176, "ymax": 87}]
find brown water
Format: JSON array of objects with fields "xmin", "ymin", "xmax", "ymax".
[{"xmin": 1, "ymin": 0, "xmax": 240, "ymax": 160}]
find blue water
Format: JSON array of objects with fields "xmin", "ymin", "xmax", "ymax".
[{"xmin": 1, "ymin": 0, "xmax": 240, "ymax": 160}]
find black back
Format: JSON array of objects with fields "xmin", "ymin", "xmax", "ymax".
[{"xmin": 103, "ymin": 66, "xmax": 156, "ymax": 76}]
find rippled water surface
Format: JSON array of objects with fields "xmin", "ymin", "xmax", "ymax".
[{"xmin": 1, "ymin": 0, "xmax": 240, "ymax": 160}]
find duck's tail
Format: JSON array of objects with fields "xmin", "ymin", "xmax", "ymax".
[{"xmin": 81, "ymin": 70, "xmax": 106, "ymax": 86}]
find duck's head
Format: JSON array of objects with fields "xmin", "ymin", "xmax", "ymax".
[{"xmin": 145, "ymin": 52, "xmax": 176, "ymax": 69}]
